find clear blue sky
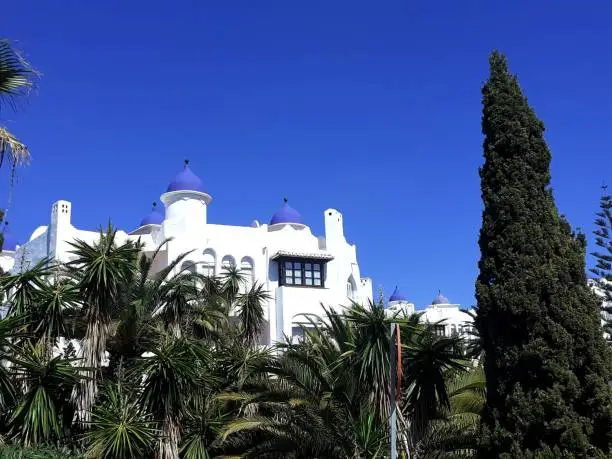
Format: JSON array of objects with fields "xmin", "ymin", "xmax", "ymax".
[{"xmin": 2, "ymin": 1, "xmax": 611, "ymax": 309}]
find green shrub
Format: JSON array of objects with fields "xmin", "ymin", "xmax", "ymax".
[{"xmin": 0, "ymin": 445, "xmax": 81, "ymax": 459}]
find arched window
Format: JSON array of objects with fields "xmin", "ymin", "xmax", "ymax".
[
  {"xmin": 240, "ymin": 256, "xmax": 255, "ymax": 290},
  {"xmin": 181, "ymin": 261, "xmax": 196, "ymax": 274},
  {"xmin": 221, "ymin": 255, "xmax": 236, "ymax": 273},
  {"xmin": 346, "ymin": 275, "xmax": 357, "ymax": 300},
  {"xmin": 202, "ymin": 249, "xmax": 216, "ymax": 277}
]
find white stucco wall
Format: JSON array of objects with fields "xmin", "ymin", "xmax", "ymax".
[{"xmin": 419, "ymin": 303, "xmax": 475, "ymax": 339}]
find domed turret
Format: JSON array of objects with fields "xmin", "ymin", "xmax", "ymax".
[
  {"xmin": 432, "ymin": 291, "xmax": 450, "ymax": 305},
  {"xmin": 270, "ymin": 198, "xmax": 304, "ymax": 226},
  {"xmin": 166, "ymin": 160, "xmax": 205, "ymax": 193},
  {"xmin": 161, "ymin": 160, "xmax": 212, "ymax": 235},
  {"xmin": 386, "ymin": 285, "xmax": 415, "ymax": 315},
  {"xmin": 389, "ymin": 286, "xmax": 407, "ymax": 303},
  {"xmin": 1, "ymin": 223, "xmax": 18, "ymax": 252},
  {"xmin": 139, "ymin": 202, "xmax": 164, "ymax": 227}
]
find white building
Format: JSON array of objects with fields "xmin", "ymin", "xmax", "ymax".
[
  {"xmin": 0, "ymin": 161, "xmax": 373, "ymax": 344},
  {"xmin": 386, "ymin": 287, "xmax": 475, "ymax": 340},
  {"xmin": 589, "ymin": 278, "xmax": 612, "ymax": 339}
]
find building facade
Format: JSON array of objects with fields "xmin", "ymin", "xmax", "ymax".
[
  {"xmin": 386, "ymin": 287, "xmax": 475, "ymax": 339},
  {"xmin": 0, "ymin": 162, "xmax": 373, "ymax": 344}
]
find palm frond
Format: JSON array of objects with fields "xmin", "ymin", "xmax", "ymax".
[
  {"xmin": 0, "ymin": 40, "xmax": 37, "ymax": 108},
  {"xmin": 0, "ymin": 39, "xmax": 38, "ymax": 169},
  {"xmin": 236, "ymin": 282, "xmax": 270, "ymax": 346},
  {"xmin": 7, "ymin": 344, "xmax": 84, "ymax": 446},
  {"xmin": 0, "ymin": 126, "xmax": 29, "ymax": 168},
  {"xmin": 84, "ymin": 383, "xmax": 157, "ymax": 459}
]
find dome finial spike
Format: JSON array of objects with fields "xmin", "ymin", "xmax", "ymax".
[
  {"xmin": 152, "ymin": 202, "xmax": 157, "ymax": 210},
  {"xmin": 283, "ymin": 197, "xmax": 288, "ymax": 203},
  {"xmin": 184, "ymin": 159, "xmax": 190, "ymax": 167}
]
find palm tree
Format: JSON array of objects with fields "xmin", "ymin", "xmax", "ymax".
[
  {"xmin": 84, "ymin": 381, "xmax": 157, "ymax": 459},
  {"xmin": 219, "ymin": 302, "xmax": 393, "ymax": 457},
  {"xmin": 157, "ymin": 272, "xmax": 201, "ymax": 340},
  {"xmin": 30, "ymin": 274, "xmax": 80, "ymax": 357},
  {"xmin": 235, "ymin": 283, "xmax": 271, "ymax": 347},
  {"xmin": 66, "ymin": 225, "xmax": 140, "ymax": 424},
  {"xmin": 107, "ymin": 240, "xmax": 189, "ymax": 373},
  {"xmin": 139, "ymin": 336, "xmax": 213, "ymax": 459},
  {"xmin": 179, "ymin": 387, "xmax": 233, "ymax": 459},
  {"xmin": 0, "ymin": 258, "xmax": 52, "ymax": 318},
  {"xmin": 220, "ymin": 265, "xmax": 244, "ymax": 310},
  {"xmin": 401, "ymin": 323, "xmax": 467, "ymax": 447},
  {"xmin": 0, "ymin": 39, "xmax": 38, "ymax": 173},
  {"xmin": 0, "ymin": 314, "xmax": 23, "ymax": 424},
  {"xmin": 0, "ymin": 260, "xmax": 73, "ymax": 360},
  {"xmin": 411, "ymin": 366, "xmax": 485, "ymax": 458},
  {"xmin": 6, "ymin": 343, "xmax": 83, "ymax": 446},
  {"xmin": 220, "ymin": 303, "xmax": 470, "ymax": 458}
]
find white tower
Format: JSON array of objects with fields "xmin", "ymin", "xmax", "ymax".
[
  {"xmin": 324, "ymin": 208, "xmax": 345, "ymax": 250},
  {"xmin": 48, "ymin": 200, "xmax": 72, "ymax": 260},
  {"xmin": 160, "ymin": 160, "xmax": 212, "ymax": 238}
]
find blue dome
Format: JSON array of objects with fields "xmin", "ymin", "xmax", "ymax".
[
  {"xmin": 139, "ymin": 203, "xmax": 164, "ymax": 226},
  {"xmin": 1, "ymin": 228, "xmax": 18, "ymax": 251},
  {"xmin": 166, "ymin": 161, "xmax": 205, "ymax": 193},
  {"xmin": 432, "ymin": 291, "xmax": 449, "ymax": 305},
  {"xmin": 389, "ymin": 286, "xmax": 407, "ymax": 303},
  {"xmin": 270, "ymin": 199, "xmax": 303, "ymax": 226}
]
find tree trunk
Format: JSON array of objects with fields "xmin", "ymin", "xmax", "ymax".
[
  {"xmin": 169, "ymin": 320, "xmax": 181, "ymax": 340},
  {"xmin": 157, "ymin": 416, "xmax": 180, "ymax": 459},
  {"xmin": 72, "ymin": 320, "xmax": 107, "ymax": 425}
]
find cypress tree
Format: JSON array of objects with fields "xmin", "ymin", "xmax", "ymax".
[
  {"xmin": 475, "ymin": 51, "xmax": 612, "ymax": 458},
  {"xmin": 591, "ymin": 190, "xmax": 612, "ymax": 338}
]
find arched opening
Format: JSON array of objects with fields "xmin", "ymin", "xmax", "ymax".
[
  {"xmin": 221, "ymin": 255, "xmax": 236, "ymax": 274},
  {"xmin": 202, "ymin": 249, "xmax": 216, "ymax": 277},
  {"xmin": 291, "ymin": 315, "xmax": 318, "ymax": 343},
  {"xmin": 181, "ymin": 260, "xmax": 196, "ymax": 274},
  {"xmin": 347, "ymin": 275, "xmax": 357, "ymax": 300},
  {"xmin": 240, "ymin": 256, "xmax": 255, "ymax": 291}
]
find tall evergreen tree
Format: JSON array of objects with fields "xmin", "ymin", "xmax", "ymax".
[
  {"xmin": 591, "ymin": 189, "xmax": 612, "ymax": 337},
  {"xmin": 475, "ymin": 51, "xmax": 612, "ymax": 458}
]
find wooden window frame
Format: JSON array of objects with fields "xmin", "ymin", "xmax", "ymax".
[{"xmin": 278, "ymin": 257, "xmax": 326, "ymax": 288}]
